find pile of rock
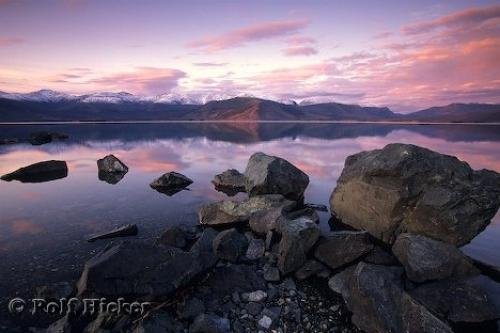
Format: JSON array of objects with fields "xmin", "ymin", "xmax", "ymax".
[{"xmin": 43, "ymin": 145, "xmax": 500, "ymax": 333}]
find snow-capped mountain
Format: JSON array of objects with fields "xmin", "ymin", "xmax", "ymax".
[
  {"xmin": 0, "ymin": 89, "xmax": 77, "ymax": 102},
  {"xmin": 78, "ymin": 92, "xmax": 140, "ymax": 103}
]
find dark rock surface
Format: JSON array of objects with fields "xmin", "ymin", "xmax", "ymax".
[
  {"xmin": 330, "ymin": 143, "xmax": 500, "ymax": 245},
  {"xmin": 199, "ymin": 194, "xmax": 295, "ymax": 226},
  {"xmin": 157, "ymin": 225, "xmax": 188, "ymax": 248},
  {"xmin": 410, "ymin": 275, "xmax": 500, "ymax": 323},
  {"xmin": 294, "ymin": 259, "xmax": 329, "ymax": 281},
  {"xmin": 212, "ymin": 169, "xmax": 246, "ymax": 196},
  {"xmin": 29, "ymin": 131, "xmax": 68, "ymax": 145},
  {"xmin": 245, "ymin": 237, "xmax": 265, "ymax": 260},
  {"xmin": 278, "ymin": 216, "xmax": 320, "ymax": 274},
  {"xmin": 212, "ymin": 228, "xmax": 248, "ymax": 262},
  {"xmin": 190, "ymin": 313, "xmax": 230, "ymax": 333},
  {"xmin": 392, "ymin": 233, "xmax": 479, "ymax": 282},
  {"xmin": 96, "ymin": 154, "xmax": 128, "ymax": 184},
  {"xmin": 87, "ymin": 224, "xmax": 138, "ymax": 242},
  {"xmin": 1, "ymin": 160, "xmax": 68, "ymax": 183},
  {"xmin": 245, "ymin": 152, "xmax": 309, "ymax": 201},
  {"xmin": 330, "ymin": 262, "xmax": 452, "ymax": 333},
  {"xmin": 314, "ymin": 231, "xmax": 374, "ymax": 270},
  {"xmin": 150, "ymin": 171, "xmax": 193, "ymax": 195}
]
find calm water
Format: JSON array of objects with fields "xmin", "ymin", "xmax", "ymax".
[{"xmin": 0, "ymin": 122, "xmax": 499, "ymax": 300}]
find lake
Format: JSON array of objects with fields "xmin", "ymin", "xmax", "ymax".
[{"xmin": 0, "ymin": 122, "xmax": 499, "ymax": 305}]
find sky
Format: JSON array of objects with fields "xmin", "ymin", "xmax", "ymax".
[{"xmin": 0, "ymin": 0, "xmax": 499, "ymax": 112}]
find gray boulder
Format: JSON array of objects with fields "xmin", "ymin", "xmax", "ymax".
[
  {"xmin": 277, "ymin": 216, "xmax": 320, "ymax": 274},
  {"xmin": 1, "ymin": 160, "xmax": 68, "ymax": 183},
  {"xmin": 330, "ymin": 143, "xmax": 500, "ymax": 245},
  {"xmin": 77, "ymin": 229, "xmax": 218, "ymax": 297},
  {"xmin": 244, "ymin": 152, "xmax": 309, "ymax": 201},
  {"xmin": 97, "ymin": 154, "xmax": 128, "ymax": 173},
  {"xmin": 392, "ymin": 233, "xmax": 479, "ymax": 283},
  {"xmin": 314, "ymin": 231, "xmax": 373, "ymax": 270},
  {"xmin": 248, "ymin": 207, "xmax": 288, "ymax": 235},
  {"xmin": 198, "ymin": 194, "xmax": 295, "ymax": 226},
  {"xmin": 410, "ymin": 275, "xmax": 500, "ymax": 323},
  {"xmin": 212, "ymin": 169, "xmax": 246, "ymax": 196},
  {"xmin": 150, "ymin": 172, "xmax": 193, "ymax": 195},
  {"xmin": 212, "ymin": 228, "xmax": 248, "ymax": 262},
  {"xmin": 331, "ymin": 262, "xmax": 452, "ymax": 333}
]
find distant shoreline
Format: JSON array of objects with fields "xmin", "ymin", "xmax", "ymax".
[{"xmin": 1, "ymin": 120, "xmax": 500, "ymax": 126}]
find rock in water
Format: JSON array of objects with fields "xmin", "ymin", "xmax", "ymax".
[
  {"xmin": 212, "ymin": 169, "xmax": 246, "ymax": 196},
  {"xmin": 410, "ymin": 275, "xmax": 500, "ymax": 323},
  {"xmin": 198, "ymin": 194, "xmax": 295, "ymax": 226},
  {"xmin": 330, "ymin": 143, "xmax": 500, "ymax": 246},
  {"xmin": 212, "ymin": 228, "xmax": 248, "ymax": 262},
  {"xmin": 150, "ymin": 171, "xmax": 193, "ymax": 196},
  {"xmin": 314, "ymin": 231, "xmax": 373, "ymax": 270},
  {"xmin": 392, "ymin": 233, "xmax": 479, "ymax": 283},
  {"xmin": 1, "ymin": 160, "xmax": 68, "ymax": 183},
  {"xmin": 97, "ymin": 154, "xmax": 128, "ymax": 173},
  {"xmin": 29, "ymin": 131, "xmax": 68, "ymax": 145},
  {"xmin": 157, "ymin": 225, "xmax": 188, "ymax": 248},
  {"xmin": 77, "ymin": 228, "xmax": 218, "ymax": 297},
  {"xmin": 332, "ymin": 262, "xmax": 452, "ymax": 333},
  {"xmin": 244, "ymin": 152, "xmax": 309, "ymax": 201},
  {"xmin": 87, "ymin": 224, "xmax": 138, "ymax": 242},
  {"xmin": 277, "ymin": 216, "xmax": 320, "ymax": 274}
]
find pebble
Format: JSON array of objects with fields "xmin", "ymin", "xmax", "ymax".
[
  {"xmin": 248, "ymin": 290, "xmax": 267, "ymax": 302},
  {"xmin": 258, "ymin": 315, "xmax": 273, "ymax": 329}
]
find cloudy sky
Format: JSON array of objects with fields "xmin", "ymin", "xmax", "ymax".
[{"xmin": 0, "ymin": 0, "xmax": 499, "ymax": 111}]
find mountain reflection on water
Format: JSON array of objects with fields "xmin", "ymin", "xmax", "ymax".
[{"xmin": 0, "ymin": 122, "xmax": 499, "ymax": 305}]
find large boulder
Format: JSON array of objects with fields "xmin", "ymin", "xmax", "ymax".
[
  {"xmin": 392, "ymin": 233, "xmax": 479, "ymax": 283},
  {"xmin": 198, "ymin": 194, "xmax": 295, "ymax": 226},
  {"xmin": 330, "ymin": 143, "xmax": 500, "ymax": 246},
  {"xmin": 410, "ymin": 275, "xmax": 500, "ymax": 323},
  {"xmin": 150, "ymin": 172, "xmax": 193, "ymax": 196},
  {"xmin": 212, "ymin": 169, "xmax": 246, "ymax": 196},
  {"xmin": 77, "ymin": 229, "xmax": 218, "ymax": 297},
  {"xmin": 1, "ymin": 160, "xmax": 68, "ymax": 183},
  {"xmin": 330, "ymin": 262, "xmax": 452, "ymax": 333},
  {"xmin": 277, "ymin": 216, "xmax": 320, "ymax": 274},
  {"xmin": 314, "ymin": 231, "xmax": 373, "ymax": 270},
  {"xmin": 244, "ymin": 152, "xmax": 309, "ymax": 201},
  {"xmin": 212, "ymin": 228, "xmax": 248, "ymax": 262}
]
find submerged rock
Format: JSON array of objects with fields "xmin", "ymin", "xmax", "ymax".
[
  {"xmin": 77, "ymin": 228, "xmax": 218, "ymax": 297},
  {"xmin": 330, "ymin": 143, "xmax": 500, "ymax": 246},
  {"xmin": 1, "ymin": 160, "xmax": 68, "ymax": 183},
  {"xmin": 392, "ymin": 233, "xmax": 479, "ymax": 283},
  {"xmin": 410, "ymin": 275, "xmax": 500, "ymax": 323},
  {"xmin": 198, "ymin": 194, "xmax": 295, "ymax": 226},
  {"xmin": 314, "ymin": 231, "xmax": 373, "ymax": 270},
  {"xmin": 212, "ymin": 228, "xmax": 248, "ymax": 262},
  {"xmin": 87, "ymin": 224, "xmax": 138, "ymax": 242},
  {"xmin": 157, "ymin": 225, "xmax": 188, "ymax": 248},
  {"xmin": 29, "ymin": 131, "xmax": 68, "ymax": 145},
  {"xmin": 245, "ymin": 152, "xmax": 309, "ymax": 201},
  {"xmin": 150, "ymin": 171, "xmax": 193, "ymax": 196},
  {"xmin": 277, "ymin": 216, "xmax": 320, "ymax": 274},
  {"xmin": 212, "ymin": 169, "xmax": 246, "ymax": 196},
  {"xmin": 332, "ymin": 262, "xmax": 452, "ymax": 333}
]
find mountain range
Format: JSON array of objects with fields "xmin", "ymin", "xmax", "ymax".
[{"xmin": 0, "ymin": 89, "xmax": 499, "ymax": 123}]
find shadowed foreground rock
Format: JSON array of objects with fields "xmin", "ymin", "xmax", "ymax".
[
  {"xmin": 77, "ymin": 229, "xmax": 218, "ymax": 297},
  {"xmin": 329, "ymin": 262, "xmax": 452, "ymax": 333},
  {"xmin": 245, "ymin": 152, "xmax": 309, "ymax": 201},
  {"xmin": 392, "ymin": 233, "xmax": 479, "ymax": 282},
  {"xmin": 1, "ymin": 160, "xmax": 68, "ymax": 183},
  {"xmin": 150, "ymin": 171, "xmax": 193, "ymax": 196},
  {"xmin": 330, "ymin": 143, "xmax": 500, "ymax": 246}
]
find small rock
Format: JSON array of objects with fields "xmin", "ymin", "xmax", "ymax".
[
  {"xmin": 257, "ymin": 315, "xmax": 273, "ymax": 330},
  {"xmin": 29, "ymin": 131, "xmax": 68, "ymax": 145},
  {"xmin": 1, "ymin": 160, "xmax": 68, "ymax": 183},
  {"xmin": 248, "ymin": 290, "xmax": 267, "ymax": 302},
  {"xmin": 246, "ymin": 302, "xmax": 263, "ymax": 316},
  {"xmin": 87, "ymin": 224, "xmax": 138, "ymax": 242},
  {"xmin": 150, "ymin": 171, "xmax": 193, "ymax": 196},
  {"xmin": 212, "ymin": 169, "xmax": 246, "ymax": 196},
  {"xmin": 157, "ymin": 225, "xmax": 187, "ymax": 248},
  {"xmin": 246, "ymin": 238, "xmax": 265, "ymax": 260},
  {"xmin": 97, "ymin": 154, "xmax": 128, "ymax": 173},
  {"xmin": 263, "ymin": 264, "xmax": 280, "ymax": 282}
]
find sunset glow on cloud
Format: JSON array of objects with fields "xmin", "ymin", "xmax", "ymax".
[{"xmin": 0, "ymin": 1, "xmax": 499, "ymax": 111}]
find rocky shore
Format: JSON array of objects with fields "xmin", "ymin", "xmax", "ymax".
[{"xmin": 3, "ymin": 143, "xmax": 500, "ymax": 333}]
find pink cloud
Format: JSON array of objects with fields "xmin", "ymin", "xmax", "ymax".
[
  {"xmin": 283, "ymin": 46, "xmax": 318, "ymax": 56},
  {"xmin": 0, "ymin": 37, "xmax": 24, "ymax": 47},
  {"xmin": 89, "ymin": 67, "xmax": 186, "ymax": 95},
  {"xmin": 286, "ymin": 35, "xmax": 316, "ymax": 45},
  {"xmin": 403, "ymin": 5, "xmax": 500, "ymax": 35},
  {"xmin": 186, "ymin": 19, "xmax": 309, "ymax": 52}
]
